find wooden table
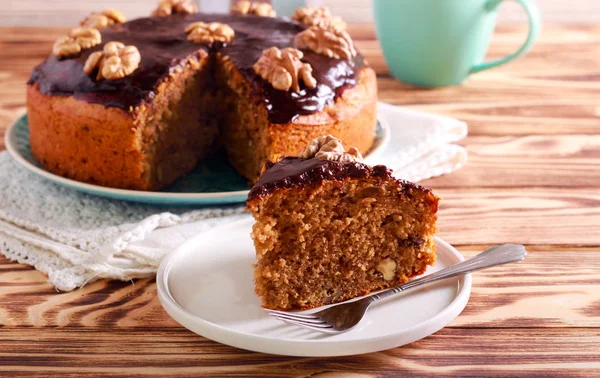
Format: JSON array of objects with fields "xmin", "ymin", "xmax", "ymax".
[{"xmin": 0, "ymin": 24, "xmax": 599, "ymax": 376}]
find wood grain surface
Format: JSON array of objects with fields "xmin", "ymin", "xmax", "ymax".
[{"xmin": 0, "ymin": 23, "xmax": 599, "ymax": 376}]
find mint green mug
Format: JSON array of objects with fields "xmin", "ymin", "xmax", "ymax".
[{"xmin": 373, "ymin": 0, "xmax": 541, "ymax": 87}]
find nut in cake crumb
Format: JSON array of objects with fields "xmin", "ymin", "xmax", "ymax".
[
  {"xmin": 84, "ymin": 41, "xmax": 141, "ymax": 80},
  {"xmin": 295, "ymin": 26, "xmax": 356, "ymax": 60},
  {"xmin": 299, "ymin": 135, "xmax": 363, "ymax": 163},
  {"xmin": 231, "ymin": 1, "xmax": 276, "ymax": 17},
  {"xmin": 376, "ymin": 258, "xmax": 397, "ymax": 281},
  {"xmin": 253, "ymin": 47, "xmax": 316, "ymax": 92},
  {"xmin": 52, "ymin": 27, "xmax": 101, "ymax": 58},
  {"xmin": 185, "ymin": 22, "xmax": 235, "ymax": 44},
  {"xmin": 81, "ymin": 8, "xmax": 126, "ymax": 29},
  {"xmin": 291, "ymin": 7, "xmax": 346, "ymax": 31},
  {"xmin": 358, "ymin": 186, "xmax": 385, "ymax": 198},
  {"xmin": 152, "ymin": 0, "xmax": 198, "ymax": 17}
]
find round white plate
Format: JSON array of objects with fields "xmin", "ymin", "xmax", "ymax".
[
  {"xmin": 5, "ymin": 113, "xmax": 390, "ymax": 205},
  {"xmin": 157, "ymin": 218, "xmax": 471, "ymax": 357}
]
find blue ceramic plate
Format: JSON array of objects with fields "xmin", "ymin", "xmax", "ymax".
[{"xmin": 5, "ymin": 113, "xmax": 389, "ymax": 205}]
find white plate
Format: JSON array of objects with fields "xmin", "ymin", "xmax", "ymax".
[
  {"xmin": 5, "ymin": 113, "xmax": 390, "ymax": 205},
  {"xmin": 157, "ymin": 218, "xmax": 471, "ymax": 357}
]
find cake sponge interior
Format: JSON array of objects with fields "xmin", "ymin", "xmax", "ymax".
[{"xmin": 248, "ymin": 177, "xmax": 439, "ymax": 311}]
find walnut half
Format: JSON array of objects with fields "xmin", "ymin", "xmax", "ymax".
[
  {"xmin": 295, "ymin": 26, "xmax": 356, "ymax": 60},
  {"xmin": 231, "ymin": 1, "xmax": 276, "ymax": 17},
  {"xmin": 83, "ymin": 41, "xmax": 141, "ymax": 81},
  {"xmin": 52, "ymin": 27, "xmax": 102, "ymax": 58},
  {"xmin": 376, "ymin": 258, "xmax": 397, "ymax": 281},
  {"xmin": 291, "ymin": 7, "xmax": 346, "ymax": 31},
  {"xmin": 81, "ymin": 8, "xmax": 126, "ymax": 29},
  {"xmin": 253, "ymin": 47, "xmax": 316, "ymax": 93},
  {"xmin": 299, "ymin": 135, "xmax": 363, "ymax": 163},
  {"xmin": 185, "ymin": 22, "xmax": 235, "ymax": 44},
  {"xmin": 152, "ymin": 0, "xmax": 198, "ymax": 17}
]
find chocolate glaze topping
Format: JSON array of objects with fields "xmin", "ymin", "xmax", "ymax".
[
  {"xmin": 28, "ymin": 13, "xmax": 365, "ymax": 124},
  {"xmin": 247, "ymin": 157, "xmax": 392, "ymax": 200}
]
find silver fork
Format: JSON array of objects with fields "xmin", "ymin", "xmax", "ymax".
[{"xmin": 266, "ymin": 244, "xmax": 527, "ymax": 333}]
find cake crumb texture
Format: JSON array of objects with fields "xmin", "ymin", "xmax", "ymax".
[
  {"xmin": 27, "ymin": 56, "xmax": 219, "ymax": 190},
  {"xmin": 218, "ymin": 57, "xmax": 377, "ymax": 182},
  {"xmin": 248, "ymin": 176, "xmax": 439, "ymax": 310}
]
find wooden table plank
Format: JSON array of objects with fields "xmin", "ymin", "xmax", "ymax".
[
  {"xmin": 1, "ymin": 248, "xmax": 598, "ymax": 328},
  {"xmin": 435, "ymin": 188, "xmax": 600, "ymax": 245},
  {"xmin": 400, "ymin": 99, "xmax": 600, "ymax": 137},
  {"xmin": 0, "ymin": 327, "xmax": 597, "ymax": 377},
  {"xmin": 422, "ymin": 135, "xmax": 600, "ymax": 188}
]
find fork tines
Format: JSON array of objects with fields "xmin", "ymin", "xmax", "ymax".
[{"xmin": 266, "ymin": 309, "xmax": 334, "ymax": 330}]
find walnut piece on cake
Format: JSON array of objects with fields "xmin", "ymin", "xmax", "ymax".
[
  {"xmin": 299, "ymin": 135, "xmax": 362, "ymax": 163},
  {"xmin": 52, "ymin": 27, "xmax": 101, "ymax": 58},
  {"xmin": 295, "ymin": 26, "xmax": 357, "ymax": 60},
  {"xmin": 152, "ymin": 0, "xmax": 198, "ymax": 17},
  {"xmin": 81, "ymin": 8, "xmax": 126, "ymax": 29},
  {"xmin": 185, "ymin": 22, "xmax": 235, "ymax": 44},
  {"xmin": 291, "ymin": 6, "xmax": 346, "ymax": 31},
  {"xmin": 231, "ymin": 1, "xmax": 276, "ymax": 17},
  {"xmin": 253, "ymin": 47, "xmax": 317, "ymax": 92},
  {"xmin": 84, "ymin": 41, "xmax": 141, "ymax": 80}
]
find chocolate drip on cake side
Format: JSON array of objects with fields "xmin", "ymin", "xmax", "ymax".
[{"xmin": 28, "ymin": 13, "xmax": 365, "ymax": 124}]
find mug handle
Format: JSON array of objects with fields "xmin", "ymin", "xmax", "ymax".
[{"xmin": 470, "ymin": 0, "xmax": 541, "ymax": 73}]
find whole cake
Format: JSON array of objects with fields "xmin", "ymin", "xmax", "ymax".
[
  {"xmin": 247, "ymin": 136, "xmax": 439, "ymax": 311},
  {"xmin": 26, "ymin": 1, "xmax": 377, "ymax": 190}
]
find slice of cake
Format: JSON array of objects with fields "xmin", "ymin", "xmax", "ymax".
[{"xmin": 247, "ymin": 135, "xmax": 439, "ymax": 311}]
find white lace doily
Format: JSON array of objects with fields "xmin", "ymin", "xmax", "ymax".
[{"xmin": 0, "ymin": 103, "xmax": 467, "ymax": 291}]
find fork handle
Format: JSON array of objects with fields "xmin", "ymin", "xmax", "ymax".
[{"xmin": 370, "ymin": 244, "xmax": 527, "ymax": 303}]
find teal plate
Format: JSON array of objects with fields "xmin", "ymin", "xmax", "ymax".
[{"xmin": 5, "ymin": 113, "xmax": 389, "ymax": 205}]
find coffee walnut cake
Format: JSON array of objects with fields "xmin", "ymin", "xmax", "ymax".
[
  {"xmin": 27, "ymin": 1, "xmax": 377, "ymax": 190},
  {"xmin": 247, "ymin": 136, "xmax": 440, "ymax": 311}
]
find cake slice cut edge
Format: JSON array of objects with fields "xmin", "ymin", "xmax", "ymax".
[{"xmin": 247, "ymin": 141, "xmax": 440, "ymax": 311}]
